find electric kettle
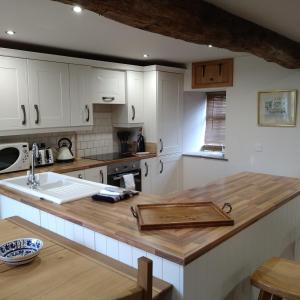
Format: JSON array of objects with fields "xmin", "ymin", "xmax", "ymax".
[{"xmin": 56, "ymin": 138, "xmax": 74, "ymax": 163}]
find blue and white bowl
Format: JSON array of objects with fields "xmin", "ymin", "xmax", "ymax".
[{"xmin": 0, "ymin": 238, "xmax": 43, "ymax": 265}]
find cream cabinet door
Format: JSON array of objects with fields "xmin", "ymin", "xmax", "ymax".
[
  {"xmin": 157, "ymin": 72, "xmax": 183, "ymax": 156},
  {"xmin": 69, "ymin": 64, "xmax": 93, "ymax": 126},
  {"xmin": 153, "ymin": 154, "xmax": 182, "ymax": 196},
  {"xmin": 91, "ymin": 68, "xmax": 125, "ymax": 104},
  {"xmin": 141, "ymin": 158, "xmax": 154, "ymax": 194},
  {"xmin": 84, "ymin": 167, "xmax": 107, "ymax": 184},
  {"xmin": 64, "ymin": 170, "xmax": 85, "ymax": 180},
  {"xmin": 28, "ymin": 60, "xmax": 70, "ymax": 128},
  {"xmin": 127, "ymin": 71, "xmax": 144, "ymax": 123},
  {"xmin": 0, "ymin": 57, "xmax": 29, "ymax": 130}
]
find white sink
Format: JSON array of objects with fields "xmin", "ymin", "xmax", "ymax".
[{"xmin": 0, "ymin": 172, "xmax": 106, "ymax": 204}]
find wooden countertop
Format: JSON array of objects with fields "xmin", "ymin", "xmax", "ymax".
[
  {"xmin": 0, "ymin": 154, "xmax": 156, "ymax": 180},
  {"xmin": 0, "ymin": 217, "xmax": 171, "ymax": 300},
  {"xmin": 1, "ymin": 172, "xmax": 300, "ymax": 265}
]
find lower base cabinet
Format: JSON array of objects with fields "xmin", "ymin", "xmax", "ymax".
[{"xmin": 65, "ymin": 166, "xmax": 107, "ymax": 184}]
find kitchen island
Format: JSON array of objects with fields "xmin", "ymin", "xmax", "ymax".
[{"xmin": 1, "ymin": 172, "xmax": 300, "ymax": 300}]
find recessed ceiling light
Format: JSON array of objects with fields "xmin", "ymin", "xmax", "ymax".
[
  {"xmin": 73, "ymin": 5, "xmax": 82, "ymax": 13},
  {"xmin": 143, "ymin": 54, "xmax": 150, "ymax": 58},
  {"xmin": 208, "ymin": 44, "xmax": 213, "ymax": 48},
  {"xmin": 5, "ymin": 30, "xmax": 15, "ymax": 36}
]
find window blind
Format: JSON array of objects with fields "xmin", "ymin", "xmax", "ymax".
[{"xmin": 204, "ymin": 92, "xmax": 226, "ymax": 145}]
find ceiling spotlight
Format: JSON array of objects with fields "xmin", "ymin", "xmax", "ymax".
[
  {"xmin": 208, "ymin": 44, "xmax": 213, "ymax": 48},
  {"xmin": 143, "ymin": 54, "xmax": 150, "ymax": 58},
  {"xmin": 73, "ymin": 5, "xmax": 82, "ymax": 13},
  {"xmin": 5, "ymin": 30, "xmax": 15, "ymax": 36}
]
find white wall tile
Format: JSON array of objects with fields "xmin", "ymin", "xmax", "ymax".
[
  {"xmin": 119, "ymin": 241, "xmax": 133, "ymax": 266},
  {"xmin": 95, "ymin": 232, "xmax": 107, "ymax": 255},
  {"xmin": 106, "ymin": 237, "xmax": 118, "ymax": 260},
  {"xmin": 146, "ymin": 252, "xmax": 163, "ymax": 279},
  {"xmin": 83, "ymin": 228, "xmax": 95, "ymax": 250}
]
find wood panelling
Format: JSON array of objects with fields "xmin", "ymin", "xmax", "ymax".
[
  {"xmin": 192, "ymin": 59, "xmax": 233, "ymax": 88},
  {"xmin": 0, "ymin": 217, "xmax": 171, "ymax": 300},
  {"xmin": 1, "ymin": 172, "xmax": 300, "ymax": 265}
]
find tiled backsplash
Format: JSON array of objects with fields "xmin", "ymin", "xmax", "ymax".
[{"xmin": 0, "ymin": 106, "xmax": 114, "ymax": 158}]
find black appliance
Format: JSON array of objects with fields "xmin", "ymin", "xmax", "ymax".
[
  {"xmin": 117, "ymin": 131, "xmax": 131, "ymax": 154},
  {"xmin": 107, "ymin": 161, "xmax": 141, "ymax": 192}
]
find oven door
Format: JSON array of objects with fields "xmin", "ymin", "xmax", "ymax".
[
  {"xmin": 108, "ymin": 170, "xmax": 142, "ymax": 191},
  {"xmin": 0, "ymin": 146, "xmax": 22, "ymax": 173}
]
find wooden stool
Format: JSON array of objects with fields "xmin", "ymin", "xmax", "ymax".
[{"xmin": 251, "ymin": 257, "xmax": 300, "ymax": 300}]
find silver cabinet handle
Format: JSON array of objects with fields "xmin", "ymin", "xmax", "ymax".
[
  {"xmin": 78, "ymin": 174, "xmax": 83, "ymax": 179},
  {"xmin": 131, "ymin": 105, "xmax": 135, "ymax": 121},
  {"xmin": 159, "ymin": 138, "xmax": 164, "ymax": 153},
  {"xmin": 144, "ymin": 162, "xmax": 149, "ymax": 177},
  {"xmin": 21, "ymin": 105, "xmax": 26, "ymax": 125},
  {"xmin": 34, "ymin": 104, "xmax": 39, "ymax": 124},
  {"xmin": 102, "ymin": 97, "xmax": 115, "ymax": 102},
  {"xmin": 159, "ymin": 160, "xmax": 164, "ymax": 174},
  {"xmin": 100, "ymin": 169, "xmax": 104, "ymax": 183},
  {"xmin": 85, "ymin": 105, "xmax": 90, "ymax": 122}
]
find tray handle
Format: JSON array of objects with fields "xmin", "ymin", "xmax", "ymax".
[
  {"xmin": 222, "ymin": 202, "xmax": 232, "ymax": 214},
  {"xmin": 131, "ymin": 206, "xmax": 138, "ymax": 219}
]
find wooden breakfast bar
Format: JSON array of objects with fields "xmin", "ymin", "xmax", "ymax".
[{"xmin": 1, "ymin": 172, "xmax": 300, "ymax": 300}]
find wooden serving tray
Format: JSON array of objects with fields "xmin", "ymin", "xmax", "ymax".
[{"xmin": 131, "ymin": 202, "xmax": 234, "ymax": 230}]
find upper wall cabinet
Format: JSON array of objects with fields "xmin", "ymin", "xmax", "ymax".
[
  {"xmin": 69, "ymin": 64, "xmax": 93, "ymax": 126},
  {"xmin": 91, "ymin": 68, "xmax": 125, "ymax": 104},
  {"xmin": 0, "ymin": 57, "xmax": 29, "ymax": 130},
  {"xmin": 28, "ymin": 60, "xmax": 70, "ymax": 128},
  {"xmin": 112, "ymin": 71, "xmax": 144, "ymax": 126},
  {"xmin": 192, "ymin": 58, "xmax": 233, "ymax": 89}
]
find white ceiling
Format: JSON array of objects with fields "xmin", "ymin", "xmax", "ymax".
[
  {"xmin": 206, "ymin": 0, "xmax": 300, "ymax": 43},
  {"xmin": 0, "ymin": 0, "xmax": 241, "ymax": 64}
]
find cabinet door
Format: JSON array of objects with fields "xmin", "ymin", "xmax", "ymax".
[
  {"xmin": 0, "ymin": 57, "xmax": 29, "ymax": 130},
  {"xmin": 157, "ymin": 72, "xmax": 183, "ymax": 156},
  {"xmin": 69, "ymin": 64, "xmax": 93, "ymax": 126},
  {"xmin": 153, "ymin": 154, "xmax": 181, "ymax": 196},
  {"xmin": 65, "ymin": 170, "xmax": 85, "ymax": 180},
  {"xmin": 85, "ymin": 166, "xmax": 107, "ymax": 184},
  {"xmin": 92, "ymin": 68, "xmax": 125, "ymax": 104},
  {"xmin": 141, "ymin": 158, "xmax": 154, "ymax": 194},
  {"xmin": 127, "ymin": 71, "xmax": 144, "ymax": 123},
  {"xmin": 28, "ymin": 60, "xmax": 70, "ymax": 128}
]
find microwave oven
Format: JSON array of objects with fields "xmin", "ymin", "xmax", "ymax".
[{"xmin": 0, "ymin": 143, "xmax": 30, "ymax": 174}]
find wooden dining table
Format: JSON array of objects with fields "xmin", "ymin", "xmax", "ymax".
[{"xmin": 0, "ymin": 217, "xmax": 171, "ymax": 300}]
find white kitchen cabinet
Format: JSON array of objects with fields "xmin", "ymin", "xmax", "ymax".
[
  {"xmin": 85, "ymin": 166, "xmax": 107, "ymax": 184},
  {"xmin": 91, "ymin": 68, "xmax": 125, "ymax": 104},
  {"xmin": 112, "ymin": 71, "xmax": 143, "ymax": 126},
  {"xmin": 65, "ymin": 170, "xmax": 85, "ymax": 180},
  {"xmin": 28, "ymin": 60, "xmax": 70, "ymax": 128},
  {"xmin": 143, "ymin": 71, "xmax": 183, "ymax": 156},
  {"xmin": 0, "ymin": 57, "xmax": 29, "ymax": 130},
  {"xmin": 153, "ymin": 154, "xmax": 182, "ymax": 196},
  {"xmin": 141, "ymin": 158, "xmax": 154, "ymax": 194},
  {"xmin": 69, "ymin": 64, "xmax": 93, "ymax": 126}
]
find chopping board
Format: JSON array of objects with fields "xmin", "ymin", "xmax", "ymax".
[{"xmin": 131, "ymin": 202, "xmax": 234, "ymax": 230}]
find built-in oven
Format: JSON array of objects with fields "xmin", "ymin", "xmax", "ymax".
[
  {"xmin": 107, "ymin": 160, "xmax": 141, "ymax": 191},
  {"xmin": 0, "ymin": 143, "xmax": 30, "ymax": 174}
]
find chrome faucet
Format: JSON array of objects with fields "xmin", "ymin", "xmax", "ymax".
[{"xmin": 27, "ymin": 143, "xmax": 40, "ymax": 189}]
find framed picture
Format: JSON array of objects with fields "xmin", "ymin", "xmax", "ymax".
[{"xmin": 258, "ymin": 90, "xmax": 297, "ymax": 127}]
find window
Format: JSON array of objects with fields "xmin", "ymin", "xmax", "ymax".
[{"xmin": 204, "ymin": 91, "xmax": 226, "ymax": 149}]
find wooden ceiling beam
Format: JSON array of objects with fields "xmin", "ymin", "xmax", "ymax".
[{"xmin": 53, "ymin": 0, "xmax": 300, "ymax": 68}]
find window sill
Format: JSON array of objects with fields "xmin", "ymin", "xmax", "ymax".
[{"xmin": 183, "ymin": 151, "xmax": 228, "ymax": 161}]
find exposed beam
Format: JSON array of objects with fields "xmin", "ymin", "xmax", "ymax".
[{"xmin": 53, "ymin": 0, "xmax": 300, "ymax": 69}]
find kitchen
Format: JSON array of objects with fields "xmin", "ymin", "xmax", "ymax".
[{"xmin": 1, "ymin": 1, "xmax": 300, "ymax": 300}]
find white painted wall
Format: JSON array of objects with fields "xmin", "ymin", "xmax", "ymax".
[
  {"xmin": 183, "ymin": 55, "xmax": 300, "ymax": 189},
  {"xmin": 182, "ymin": 92, "xmax": 206, "ymax": 153}
]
